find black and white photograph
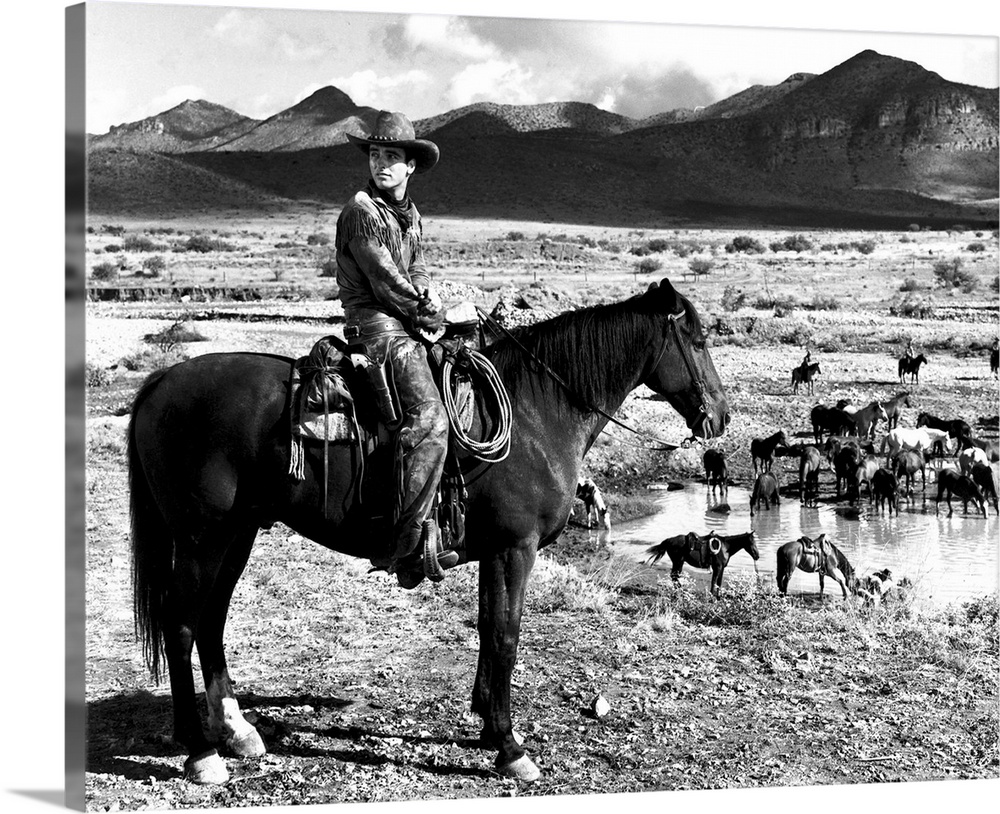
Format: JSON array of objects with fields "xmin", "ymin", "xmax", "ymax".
[{"xmin": 31, "ymin": 0, "xmax": 1000, "ymax": 811}]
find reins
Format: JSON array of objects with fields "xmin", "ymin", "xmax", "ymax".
[{"xmin": 477, "ymin": 306, "xmax": 703, "ymax": 452}]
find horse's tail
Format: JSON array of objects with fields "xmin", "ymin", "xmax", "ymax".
[
  {"xmin": 128, "ymin": 369, "xmax": 173, "ymax": 683},
  {"xmin": 775, "ymin": 544, "xmax": 793, "ymax": 593},
  {"xmin": 645, "ymin": 541, "xmax": 668, "ymax": 565}
]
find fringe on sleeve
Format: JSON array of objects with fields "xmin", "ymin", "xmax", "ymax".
[{"xmin": 335, "ymin": 197, "xmax": 403, "ymax": 258}]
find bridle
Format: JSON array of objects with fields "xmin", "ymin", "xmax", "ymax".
[
  {"xmin": 662, "ymin": 308, "xmax": 715, "ymax": 438},
  {"xmin": 478, "ymin": 305, "xmax": 716, "ymax": 449}
]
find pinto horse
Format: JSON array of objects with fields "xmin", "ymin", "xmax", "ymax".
[
  {"xmin": 128, "ymin": 279, "xmax": 729, "ymax": 784},
  {"xmin": 898, "ymin": 353, "xmax": 927, "ymax": 384},
  {"xmin": 776, "ymin": 534, "xmax": 857, "ymax": 598},
  {"xmin": 791, "ymin": 362, "xmax": 821, "ymax": 394},
  {"xmin": 646, "ymin": 530, "xmax": 759, "ymax": 596}
]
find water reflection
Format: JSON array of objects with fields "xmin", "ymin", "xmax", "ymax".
[{"xmin": 615, "ymin": 479, "xmax": 998, "ymax": 605}]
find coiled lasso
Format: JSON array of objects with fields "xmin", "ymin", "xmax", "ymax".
[{"xmin": 439, "ymin": 347, "xmax": 512, "ymax": 463}]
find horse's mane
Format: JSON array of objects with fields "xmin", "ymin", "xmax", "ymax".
[
  {"xmin": 486, "ymin": 294, "xmax": 669, "ymax": 411},
  {"xmin": 825, "ymin": 539, "xmax": 855, "ymax": 579}
]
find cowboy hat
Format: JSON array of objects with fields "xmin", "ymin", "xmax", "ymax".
[{"xmin": 346, "ymin": 111, "xmax": 440, "ymax": 173}]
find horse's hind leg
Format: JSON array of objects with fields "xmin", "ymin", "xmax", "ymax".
[
  {"xmin": 197, "ymin": 524, "xmax": 266, "ymax": 760},
  {"xmin": 161, "ymin": 538, "xmax": 235, "ymax": 784}
]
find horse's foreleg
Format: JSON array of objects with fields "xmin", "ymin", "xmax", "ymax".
[
  {"xmin": 198, "ymin": 526, "xmax": 266, "ymax": 761},
  {"xmin": 475, "ymin": 541, "xmax": 541, "ymax": 781}
]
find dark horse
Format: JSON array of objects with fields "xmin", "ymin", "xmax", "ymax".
[
  {"xmin": 791, "ymin": 362, "xmax": 821, "ymax": 394},
  {"xmin": 798, "ymin": 445, "xmax": 823, "ymax": 506},
  {"xmin": 881, "ymin": 391, "xmax": 911, "ymax": 431},
  {"xmin": 776, "ymin": 534, "xmax": 857, "ymax": 598},
  {"xmin": 703, "ymin": 448, "xmax": 728, "ymax": 492},
  {"xmin": 646, "ymin": 530, "xmax": 759, "ymax": 596},
  {"xmin": 898, "ymin": 353, "xmax": 927, "ymax": 384},
  {"xmin": 935, "ymin": 469, "xmax": 987, "ymax": 518},
  {"xmin": 128, "ymin": 279, "xmax": 729, "ymax": 784},
  {"xmin": 811, "ymin": 404, "xmax": 855, "ymax": 444},
  {"xmin": 750, "ymin": 430, "xmax": 788, "ymax": 473}
]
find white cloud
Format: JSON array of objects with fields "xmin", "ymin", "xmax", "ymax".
[
  {"xmin": 403, "ymin": 15, "xmax": 498, "ymax": 61},
  {"xmin": 447, "ymin": 60, "xmax": 537, "ymax": 108},
  {"xmin": 210, "ymin": 9, "xmax": 269, "ymax": 47},
  {"xmin": 325, "ymin": 69, "xmax": 434, "ymax": 109}
]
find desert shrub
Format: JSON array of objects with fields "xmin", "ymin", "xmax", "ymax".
[
  {"xmin": 635, "ymin": 257, "xmax": 663, "ymax": 274},
  {"xmin": 852, "ymin": 239, "xmax": 876, "ymax": 254},
  {"xmin": 725, "ymin": 235, "xmax": 766, "ymax": 254},
  {"xmin": 933, "ymin": 258, "xmax": 978, "ymax": 292},
  {"xmin": 629, "ymin": 244, "xmax": 652, "ymax": 257},
  {"xmin": 899, "ymin": 235, "xmax": 914, "ymax": 243},
  {"xmin": 664, "ymin": 572, "xmax": 789, "ymax": 628},
  {"xmin": 646, "ymin": 238, "xmax": 670, "ymax": 253},
  {"xmin": 810, "ymin": 294, "xmax": 840, "ymax": 311},
  {"xmin": 306, "ymin": 232, "xmax": 330, "ymax": 246},
  {"xmin": 123, "ymin": 234, "xmax": 159, "ymax": 252},
  {"xmin": 118, "ymin": 346, "xmax": 188, "ymax": 372},
  {"xmin": 773, "ymin": 234, "xmax": 813, "ymax": 253},
  {"xmin": 147, "ymin": 226, "xmax": 175, "ymax": 235},
  {"xmin": 908, "ymin": 223, "xmax": 921, "ymax": 232},
  {"xmin": 966, "ymin": 242, "xmax": 986, "ymax": 253},
  {"xmin": 504, "ymin": 230, "xmax": 526, "ymax": 241},
  {"xmin": 899, "ymin": 277, "xmax": 923, "ymax": 292},
  {"xmin": 889, "ymin": 294, "xmax": 935, "ymax": 319},
  {"xmin": 274, "ymin": 241, "xmax": 298, "ymax": 249},
  {"xmin": 91, "ymin": 262, "xmax": 118, "ymax": 281},
  {"xmin": 317, "ymin": 256, "xmax": 337, "ymax": 277},
  {"xmin": 141, "ymin": 255, "xmax": 166, "ymax": 277},
  {"xmin": 143, "ymin": 320, "xmax": 209, "ymax": 351},
  {"xmin": 720, "ymin": 286, "xmax": 747, "ymax": 312},
  {"xmin": 576, "ymin": 234, "xmax": 598, "ymax": 249},
  {"xmin": 183, "ymin": 234, "xmax": 236, "ymax": 253},
  {"xmin": 597, "ymin": 239, "xmax": 624, "ymax": 254},
  {"xmin": 85, "ymin": 363, "xmax": 112, "ymax": 388},
  {"xmin": 101, "ymin": 224, "xmax": 125, "ymax": 236},
  {"xmin": 103, "ymin": 243, "xmax": 122, "ymax": 254},
  {"xmin": 689, "ymin": 257, "xmax": 713, "ymax": 276}
]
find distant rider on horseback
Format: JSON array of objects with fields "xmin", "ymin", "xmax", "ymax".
[{"xmin": 335, "ymin": 111, "xmax": 452, "ymax": 589}]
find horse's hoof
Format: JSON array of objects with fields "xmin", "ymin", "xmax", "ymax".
[
  {"xmin": 496, "ymin": 753, "xmax": 541, "ymax": 781},
  {"xmin": 228, "ymin": 728, "xmax": 266, "ymax": 758},
  {"xmin": 184, "ymin": 749, "xmax": 229, "ymax": 784}
]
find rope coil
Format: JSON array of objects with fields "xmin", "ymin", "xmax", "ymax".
[{"xmin": 440, "ymin": 348, "xmax": 512, "ymax": 463}]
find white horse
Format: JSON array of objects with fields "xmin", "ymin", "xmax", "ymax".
[
  {"xmin": 576, "ymin": 477, "xmax": 611, "ymax": 530},
  {"xmin": 881, "ymin": 426, "xmax": 950, "ymax": 463}
]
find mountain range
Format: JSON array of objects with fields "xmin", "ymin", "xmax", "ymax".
[{"xmin": 86, "ymin": 50, "xmax": 999, "ymax": 228}]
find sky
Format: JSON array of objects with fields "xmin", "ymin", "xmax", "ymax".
[
  {"xmin": 0, "ymin": 2, "xmax": 998, "ymax": 813},
  {"xmin": 85, "ymin": 0, "xmax": 1000, "ymax": 135}
]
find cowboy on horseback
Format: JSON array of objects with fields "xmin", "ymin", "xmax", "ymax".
[
  {"xmin": 335, "ymin": 111, "xmax": 454, "ymax": 588},
  {"xmin": 799, "ymin": 348, "xmax": 811, "ymax": 377},
  {"xmin": 903, "ymin": 337, "xmax": 914, "ymax": 362}
]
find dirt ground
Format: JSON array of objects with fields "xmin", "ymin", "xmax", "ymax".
[{"xmin": 81, "ymin": 219, "xmax": 999, "ymax": 810}]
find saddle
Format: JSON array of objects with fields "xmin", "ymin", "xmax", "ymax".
[{"xmin": 286, "ymin": 303, "xmax": 503, "ymax": 578}]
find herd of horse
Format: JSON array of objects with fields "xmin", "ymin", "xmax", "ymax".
[{"xmin": 661, "ymin": 378, "xmax": 999, "ymax": 604}]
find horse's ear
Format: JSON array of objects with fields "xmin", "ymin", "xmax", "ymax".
[{"xmin": 644, "ymin": 278, "xmax": 680, "ymax": 310}]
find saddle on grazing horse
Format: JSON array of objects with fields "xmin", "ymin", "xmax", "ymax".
[{"xmin": 287, "ymin": 303, "xmax": 508, "ymax": 580}]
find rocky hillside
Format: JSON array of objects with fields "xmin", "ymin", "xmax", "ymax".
[
  {"xmin": 88, "ymin": 100, "xmax": 260, "ymax": 153},
  {"xmin": 85, "ymin": 50, "xmax": 998, "ymax": 227}
]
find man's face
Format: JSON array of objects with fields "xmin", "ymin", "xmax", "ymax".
[{"xmin": 369, "ymin": 146, "xmax": 415, "ymax": 200}]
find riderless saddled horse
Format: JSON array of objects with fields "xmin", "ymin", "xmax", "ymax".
[{"xmin": 128, "ymin": 278, "xmax": 729, "ymax": 784}]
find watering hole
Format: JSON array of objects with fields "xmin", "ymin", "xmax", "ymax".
[{"xmin": 608, "ymin": 474, "xmax": 999, "ymax": 606}]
